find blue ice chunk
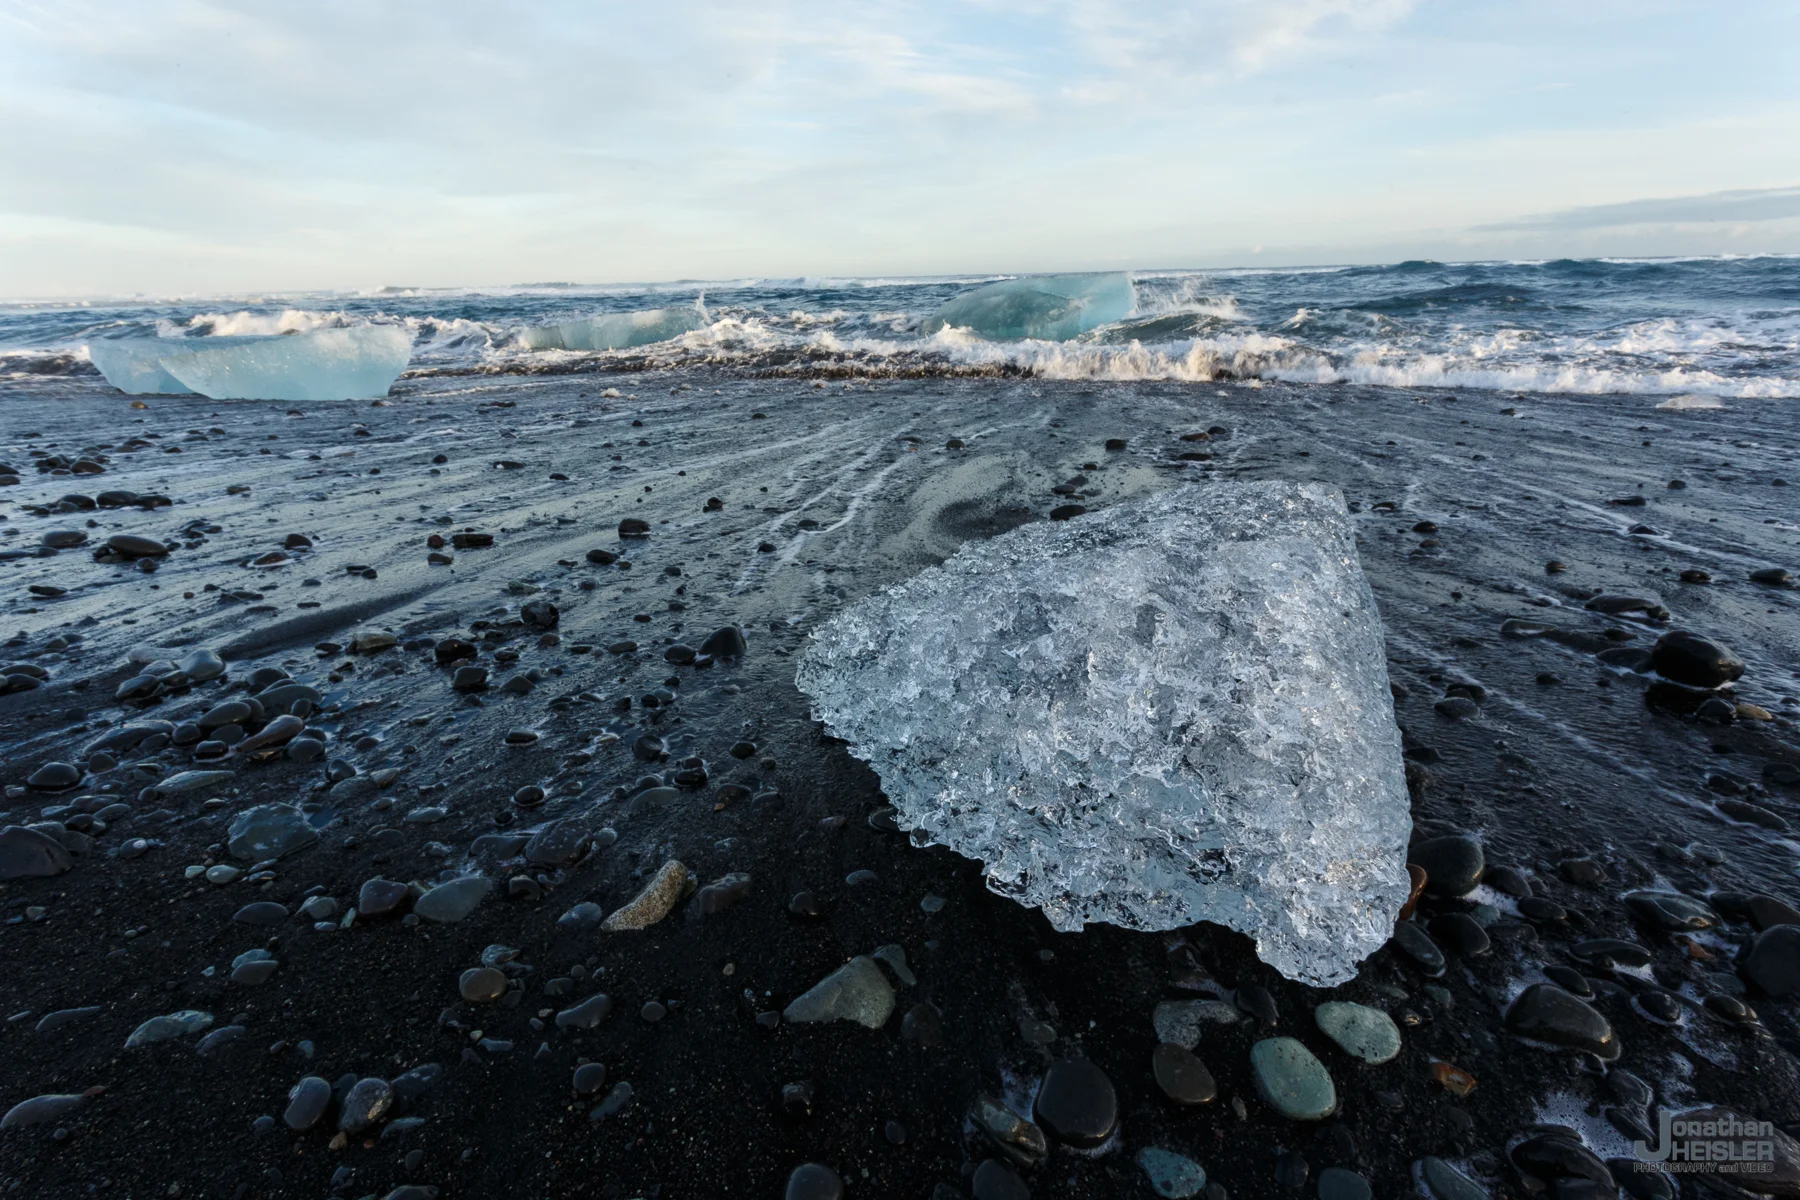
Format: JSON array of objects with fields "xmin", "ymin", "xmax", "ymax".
[
  {"xmin": 925, "ymin": 272, "xmax": 1135, "ymax": 341},
  {"xmin": 87, "ymin": 334, "xmax": 261, "ymax": 395},
  {"xmin": 519, "ymin": 306, "xmax": 708, "ymax": 352},
  {"xmin": 159, "ymin": 327, "xmax": 413, "ymax": 401},
  {"xmin": 88, "ymin": 327, "xmax": 413, "ymax": 401}
]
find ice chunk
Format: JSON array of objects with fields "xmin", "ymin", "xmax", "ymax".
[
  {"xmin": 87, "ymin": 335, "xmax": 261, "ymax": 395},
  {"xmin": 88, "ymin": 327, "xmax": 412, "ymax": 400},
  {"xmin": 794, "ymin": 481, "xmax": 1410, "ymax": 986},
  {"xmin": 518, "ymin": 306, "xmax": 708, "ymax": 351},
  {"xmin": 924, "ymin": 272, "xmax": 1135, "ymax": 341},
  {"xmin": 161, "ymin": 326, "xmax": 412, "ymax": 400}
]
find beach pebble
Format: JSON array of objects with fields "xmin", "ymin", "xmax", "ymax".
[
  {"xmin": 283, "ymin": 1076, "xmax": 332, "ymax": 1130},
  {"xmin": 1504, "ymin": 983, "xmax": 1621, "ymax": 1059},
  {"xmin": 1313, "ymin": 1002, "xmax": 1401, "ymax": 1064},
  {"xmin": 1152, "ymin": 1043, "xmax": 1217, "ymax": 1105},
  {"xmin": 1249, "ymin": 1037, "xmax": 1337, "ymax": 1120},
  {"xmin": 414, "ymin": 876, "xmax": 490, "ymax": 923},
  {"xmin": 0, "ymin": 824, "xmax": 74, "ymax": 879},
  {"xmin": 555, "ymin": 994, "xmax": 613, "ymax": 1030},
  {"xmin": 1741, "ymin": 925, "xmax": 1800, "ymax": 996},
  {"xmin": 1650, "ymin": 631, "xmax": 1744, "ymax": 688},
  {"xmin": 1138, "ymin": 1147, "xmax": 1207, "ymax": 1199},
  {"xmin": 785, "ymin": 1163, "xmax": 844, "ymax": 1200},
  {"xmin": 2, "ymin": 1092, "xmax": 87, "ymax": 1129},
  {"xmin": 783, "ymin": 956, "xmax": 895, "ymax": 1028},
  {"xmin": 1409, "ymin": 834, "xmax": 1483, "ymax": 896},
  {"xmin": 338, "ymin": 1077, "xmax": 393, "ymax": 1133},
  {"xmin": 1033, "ymin": 1057, "xmax": 1117, "ymax": 1147},
  {"xmin": 601, "ymin": 860, "xmax": 690, "ymax": 930}
]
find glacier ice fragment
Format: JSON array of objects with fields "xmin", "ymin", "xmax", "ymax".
[
  {"xmin": 794, "ymin": 481, "xmax": 1410, "ymax": 986},
  {"xmin": 519, "ymin": 306, "xmax": 708, "ymax": 351},
  {"xmin": 87, "ymin": 335, "xmax": 261, "ymax": 395},
  {"xmin": 88, "ymin": 327, "xmax": 412, "ymax": 400},
  {"xmin": 924, "ymin": 272, "xmax": 1135, "ymax": 341}
]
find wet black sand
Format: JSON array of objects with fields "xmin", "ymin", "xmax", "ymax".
[{"xmin": 1, "ymin": 369, "xmax": 1798, "ymax": 1199}]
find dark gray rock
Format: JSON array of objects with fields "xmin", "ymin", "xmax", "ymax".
[
  {"xmin": 0, "ymin": 824, "xmax": 74, "ymax": 879},
  {"xmin": 338, "ymin": 1077, "xmax": 392, "ymax": 1133},
  {"xmin": 1410, "ymin": 834, "xmax": 1483, "ymax": 896},
  {"xmin": 1033, "ymin": 1057, "xmax": 1117, "ymax": 1147},
  {"xmin": 1505, "ymin": 983, "xmax": 1621, "ymax": 1059},
  {"xmin": 1650, "ymin": 631, "xmax": 1744, "ymax": 689},
  {"xmin": 1742, "ymin": 925, "xmax": 1800, "ymax": 997}
]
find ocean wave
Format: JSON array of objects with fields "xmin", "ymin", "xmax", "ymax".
[{"xmin": 6, "ymin": 258, "xmax": 1796, "ymax": 401}]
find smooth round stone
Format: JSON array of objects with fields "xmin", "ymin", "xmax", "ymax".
[
  {"xmin": 232, "ymin": 901, "xmax": 289, "ymax": 927},
  {"xmin": 414, "ymin": 876, "xmax": 489, "ymax": 923},
  {"xmin": 231, "ymin": 950, "xmax": 279, "ymax": 985},
  {"xmin": 1651, "ymin": 631, "xmax": 1745, "ymax": 689},
  {"xmin": 1742, "ymin": 925, "xmax": 1800, "ymax": 997},
  {"xmin": 1033, "ymin": 1057, "xmax": 1117, "ymax": 1147},
  {"xmin": 1429, "ymin": 912, "xmax": 1491, "ymax": 957},
  {"xmin": 1624, "ymin": 890, "xmax": 1717, "ymax": 931},
  {"xmin": 1410, "ymin": 834, "xmax": 1484, "ymax": 896},
  {"xmin": 1420, "ymin": 1156, "xmax": 1489, "ymax": 1200},
  {"xmin": 1152, "ymin": 1043, "xmax": 1217, "ymax": 1104},
  {"xmin": 358, "ymin": 878, "xmax": 411, "ymax": 917},
  {"xmin": 0, "ymin": 825, "xmax": 73, "ymax": 879},
  {"xmin": 26, "ymin": 761, "xmax": 81, "ymax": 791},
  {"xmin": 972, "ymin": 1158, "xmax": 1031, "ymax": 1200},
  {"xmin": 2, "ymin": 1093, "xmax": 84, "ymax": 1129},
  {"xmin": 1483, "ymin": 866, "xmax": 1532, "ymax": 898},
  {"xmin": 1139, "ymin": 1147, "xmax": 1207, "ymax": 1198},
  {"xmin": 1504, "ymin": 983, "xmax": 1622, "ymax": 1060},
  {"xmin": 784, "ymin": 1162, "xmax": 844, "ymax": 1200},
  {"xmin": 299, "ymin": 895, "xmax": 338, "ymax": 920},
  {"xmin": 1313, "ymin": 1002, "xmax": 1402, "ymax": 1064},
  {"xmin": 555, "ymin": 994, "xmax": 613, "ymax": 1030},
  {"xmin": 459, "ymin": 967, "xmax": 508, "ymax": 1003},
  {"xmin": 1542, "ymin": 965, "xmax": 1593, "ymax": 997},
  {"xmin": 283, "ymin": 1075, "xmax": 331, "ymax": 1130},
  {"xmin": 338, "ymin": 1076, "xmax": 393, "ymax": 1133},
  {"xmin": 572, "ymin": 1062, "xmax": 607, "ymax": 1095},
  {"xmin": 698, "ymin": 625, "xmax": 747, "ymax": 658},
  {"xmin": 1392, "ymin": 921, "xmax": 1446, "ymax": 974},
  {"xmin": 106, "ymin": 533, "xmax": 167, "ymax": 558},
  {"xmin": 1318, "ymin": 1168, "xmax": 1372, "ymax": 1200},
  {"xmin": 640, "ymin": 1001, "xmax": 667, "ymax": 1023},
  {"xmin": 1249, "ymin": 1037, "xmax": 1337, "ymax": 1120},
  {"xmin": 204, "ymin": 864, "xmax": 241, "ymax": 884}
]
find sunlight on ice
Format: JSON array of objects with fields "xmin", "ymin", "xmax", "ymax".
[
  {"xmin": 796, "ymin": 481, "xmax": 1412, "ymax": 986},
  {"xmin": 87, "ymin": 326, "xmax": 413, "ymax": 400},
  {"xmin": 923, "ymin": 272, "xmax": 1136, "ymax": 341}
]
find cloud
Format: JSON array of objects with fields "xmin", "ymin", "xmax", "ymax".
[{"xmin": 1475, "ymin": 185, "xmax": 1800, "ymax": 232}]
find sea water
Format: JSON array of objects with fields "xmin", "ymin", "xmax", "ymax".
[{"xmin": 2, "ymin": 257, "xmax": 1797, "ymax": 400}]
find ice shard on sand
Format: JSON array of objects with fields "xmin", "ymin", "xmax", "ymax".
[{"xmin": 795, "ymin": 481, "xmax": 1410, "ymax": 986}]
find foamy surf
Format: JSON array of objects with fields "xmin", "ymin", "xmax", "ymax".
[{"xmin": 3, "ymin": 256, "xmax": 1795, "ymax": 401}]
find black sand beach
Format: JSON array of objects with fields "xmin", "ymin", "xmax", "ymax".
[{"xmin": 2, "ymin": 368, "xmax": 1798, "ymax": 1199}]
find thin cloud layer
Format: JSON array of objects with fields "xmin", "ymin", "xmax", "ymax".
[{"xmin": 1474, "ymin": 186, "xmax": 1800, "ymax": 232}]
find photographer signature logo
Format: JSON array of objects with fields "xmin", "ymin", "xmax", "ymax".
[{"xmin": 1633, "ymin": 1111, "xmax": 1777, "ymax": 1175}]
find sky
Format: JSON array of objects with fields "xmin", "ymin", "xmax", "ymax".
[{"xmin": 3, "ymin": 0, "xmax": 1799, "ymax": 297}]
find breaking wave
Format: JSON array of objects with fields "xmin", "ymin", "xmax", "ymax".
[{"xmin": 4, "ymin": 256, "xmax": 1797, "ymax": 399}]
